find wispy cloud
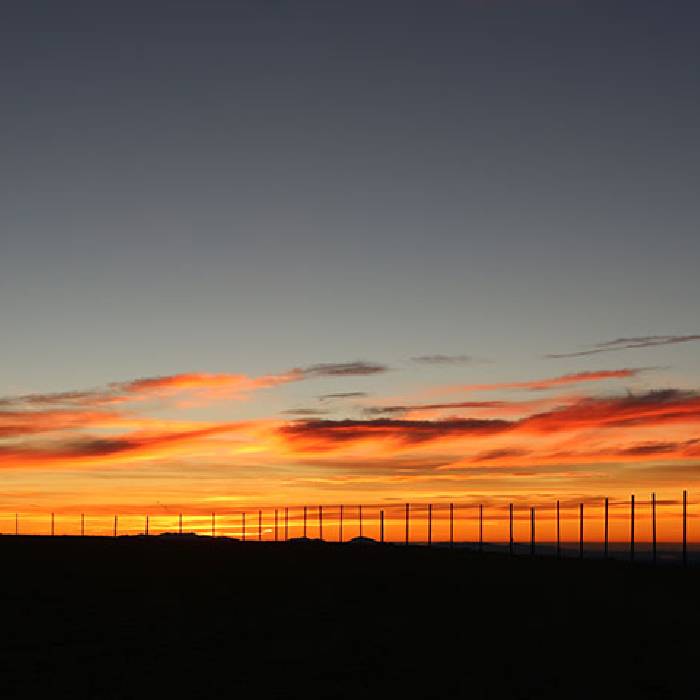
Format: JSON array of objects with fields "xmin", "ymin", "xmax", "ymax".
[
  {"xmin": 364, "ymin": 400, "xmax": 509, "ymax": 416},
  {"xmin": 318, "ymin": 392, "xmax": 369, "ymax": 402},
  {"xmin": 457, "ymin": 368, "xmax": 650, "ymax": 392},
  {"xmin": 411, "ymin": 354, "xmax": 486, "ymax": 365},
  {"xmin": 280, "ymin": 408, "xmax": 330, "ymax": 416},
  {"xmin": 546, "ymin": 334, "xmax": 700, "ymax": 358},
  {"xmin": 300, "ymin": 361, "xmax": 388, "ymax": 377}
]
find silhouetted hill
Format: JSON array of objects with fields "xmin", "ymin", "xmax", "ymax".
[{"xmin": 0, "ymin": 537, "xmax": 697, "ymax": 699}]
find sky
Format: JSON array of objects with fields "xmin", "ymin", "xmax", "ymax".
[{"xmin": 1, "ymin": 1, "xmax": 699, "ymax": 538}]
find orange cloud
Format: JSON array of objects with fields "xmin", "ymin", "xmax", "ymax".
[{"xmin": 457, "ymin": 368, "xmax": 651, "ymax": 393}]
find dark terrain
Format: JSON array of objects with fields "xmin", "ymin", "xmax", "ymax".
[{"xmin": 0, "ymin": 536, "xmax": 697, "ymax": 699}]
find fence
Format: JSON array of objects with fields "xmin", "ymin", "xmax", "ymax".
[{"xmin": 1, "ymin": 490, "xmax": 695, "ymax": 565}]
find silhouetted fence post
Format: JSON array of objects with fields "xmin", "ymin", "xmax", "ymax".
[
  {"xmin": 212, "ymin": 512, "xmax": 216, "ymax": 537},
  {"xmin": 359, "ymin": 505, "xmax": 363, "ymax": 538},
  {"xmin": 15, "ymin": 513, "xmax": 18, "ymax": 536},
  {"xmin": 242, "ymin": 512, "xmax": 246, "ymax": 542},
  {"xmin": 530, "ymin": 506, "xmax": 535, "ymax": 556},
  {"xmin": 652, "ymin": 493, "xmax": 657, "ymax": 565},
  {"xmin": 284, "ymin": 507, "xmax": 289, "ymax": 541},
  {"xmin": 51, "ymin": 512, "xmax": 55, "ymax": 537},
  {"xmin": 380, "ymin": 510, "xmax": 384, "ymax": 543},
  {"xmin": 509, "ymin": 503, "xmax": 514, "ymax": 556},
  {"xmin": 145, "ymin": 515, "xmax": 149, "ymax": 536},
  {"xmin": 179, "ymin": 513, "xmax": 183, "ymax": 535},
  {"xmin": 604, "ymin": 497, "xmax": 609, "ymax": 559},
  {"xmin": 427, "ymin": 504, "xmax": 432, "ymax": 546},
  {"xmin": 274, "ymin": 509, "xmax": 278, "ymax": 542},
  {"xmin": 339, "ymin": 504, "xmax": 343, "ymax": 542},
  {"xmin": 449, "ymin": 503, "xmax": 454, "ymax": 549},
  {"xmin": 630, "ymin": 494, "xmax": 635, "ymax": 562},
  {"xmin": 478, "ymin": 504, "xmax": 483, "ymax": 553},
  {"xmin": 556, "ymin": 500, "xmax": 560, "ymax": 558},
  {"xmin": 682, "ymin": 490, "xmax": 687, "ymax": 567},
  {"xmin": 579, "ymin": 503, "xmax": 584, "ymax": 559},
  {"xmin": 405, "ymin": 503, "xmax": 410, "ymax": 545},
  {"xmin": 303, "ymin": 506, "xmax": 307, "ymax": 538},
  {"xmin": 114, "ymin": 515, "xmax": 118, "ymax": 537},
  {"xmin": 258, "ymin": 510, "xmax": 262, "ymax": 541},
  {"xmin": 81, "ymin": 513, "xmax": 85, "ymax": 537},
  {"xmin": 319, "ymin": 505, "xmax": 323, "ymax": 541}
]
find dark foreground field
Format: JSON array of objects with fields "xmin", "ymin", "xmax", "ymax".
[{"xmin": 0, "ymin": 536, "xmax": 697, "ymax": 699}]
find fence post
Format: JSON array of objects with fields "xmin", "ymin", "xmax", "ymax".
[
  {"xmin": 509, "ymin": 503, "xmax": 514, "ymax": 556},
  {"xmin": 51, "ymin": 512, "xmax": 55, "ymax": 537},
  {"xmin": 449, "ymin": 503, "xmax": 454, "ymax": 549},
  {"xmin": 556, "ymin": 500, "xmax": 560, "ymax": 558},
  {"xmin": 114, "ymin": 515, "xmax": 118, "ymax": 538},
  {"xmin": 380, "ymin": 510, "xmax": 385, "ymax": 543},
  {"xmin": 405, "ymin": 503, "xmax": 410, "ymax": 545},
  {"xmin": 145, "ymin": 514, "xmax": 149, "ymax": 536},
  {"xmin": 682, "ymin": 490, "xmax": 687, "ymax": 568},
  {"xmin": 630, "ymin": 494, "xmax": 635, "ymax": 562},
  {"xmin": 258, "ymin": 510, "xmax": 262, "ymax": 541},
  {"xmin": 359, "ymin": 505, "xmax": 363, "ymax": 538},
  {"xmin": 478, "ymin": 504, "xmax": 483, "ymax": 553},
  {"xmin": 652, "ymin": 493, "xmax": 656, "ymax": 565},
  {"xmin": 339, "ymin": 504, "xmax": 343, "ymax": 543},
  {"xmin": 530, "ymin": 506, "xmax": 535, "ymax": 556},
  {"xmin": 319, "ymin": 505, "xmax": 323, "ymax": 541},
  {"xmin": 81, "ymin": 513, "xmax": 85, "ymax": 537},
  {"xmin": 274, "ymin": 509, "xmax": 278, "ymax": 542},
  {"xmin": 427, "ymin": 504, "xmax": 432, "ymax": 547},
  {"xmin": 179, "ymin": 513, "xmax": 183, "ymax": 535},
  {"xmin": 15, "ymin": 513, "xmax": 18, "ymax": 536},
  {"xmin": 604, "ymin": 497, "xmax": 609, "ymax": 559},
  {"xmin": 212, "ymin": 512, "xmax": 216, "ymax": 537},
  {"xmin": 285, "ymin": 507, "xmax": 289, "ymax": 542},
  {"xmin": 242, "ymin": 512, "xmax": 246, "ymax": 542},
  {"xmin": 303, "ymin": 506, "xmax": 307, "ymax": 538},
  {"xmin": 579, "ymin": 503, "xmax": 583, "ymax": 559}
]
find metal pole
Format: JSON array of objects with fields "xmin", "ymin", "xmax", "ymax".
[
  {"xmin": 449, "ymin": 503, "xmax": 454, "ymax": 549},
  {"xmin": 81, "ymin": 513, "xmax": 85, "ymax": 537},
  {"xmin": 274, "ymin": 509, "xmax": 278, "ymax": 542},
  {"xmin": 509, "ymin": 503, "xmax": 514, "ymax": 556},
  {"xmin": 427, "ymin": 504, "xmax": 432, "ymax": 546},
  {"xmin": 556, "ymin": 500, "xmax": 560, "ymax": 558},
  {"xmin": 530, "ymin": 506, "xmax": 535, "ymax": 556},
  {"xmin": 303, "ymin": 506, "xmax": 307, "ymax": 538},
  {"xmin": 284, "ymin": 507, "xmax": 289, "ymax": 542},
  {"xmin": 682, "ymin": 490, "xmax": 687, "ymax": 568},
  {"xmin": 579, "ymin": 503, "xmax": 584, "ymax": 559},
  {"xmin": 319, "ymin": 505, "xmax": 323, "ymax": 541},
  {"xmin": 258, "ymin": 510, "xmax": 262, "ymax": 542},
  {"xmin": 359, "ymin": 505, "xmax": 363, "ymax": 538},
  {"xmin": 630, "ymin": 494, "xmax": 635, "ymax": 562},
  {"xmin": 339, "ymin": 504, "xmax": 343, "ymax": 543},
  {"xmin": 604, "ymin": 497, "xmax": 609, "ymax": 559},
  {"xmin": 652, "ymin": 493, "xmax": 657, "ymax": 565},
  {"xmin": 380, "ymin": 510, "xmax": 384, "ymax": 543},
  {"xmin": 405, "ymin": 503, "xmax": 410, "ymax": 545},
  {"xmin": 242, "ymin": 512, "xmax": 246, "ymax": 542},
  {"xmin": 478, "ymin": 504, "xmax": 483, "ymax": 552}
]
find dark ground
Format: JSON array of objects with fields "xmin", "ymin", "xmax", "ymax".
[{"xmin": 0, "ymin": 536, "xmax": 697, "ymax": 699}]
